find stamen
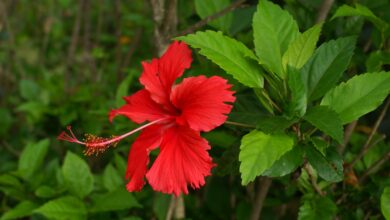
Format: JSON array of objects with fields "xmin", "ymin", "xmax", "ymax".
[{"xmin": 57, "ymin": 118, "xmax": 168, "ymax": 156}]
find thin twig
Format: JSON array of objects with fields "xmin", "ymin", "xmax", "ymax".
[
  {"xmin": 1, "ymin": 141, "xmax": 20, "ymax": 157},
  {"xmin": 348, "ymin": 98, "xmax": 390, "ymax": 169},
  {"xmin": 166, "ymin": 196, "xmax": 176, "ymax": 220},
  {"xmin": 225, "ymin": 120, "xmax": 256, "ymax": 128},
  {"xmin": 316, "ymin": 0, "xmax": 335, "ymax": 23},
  {"xmin": 304, "ymin": 164, "xmax": 325, "ymax": 196},
  {"xmin": 250, "ymin": 177, "xmax": 272, "ymax": 220},
  {"xmin": 339, "ymin": 121, "xmax": 357, "ymax": 154},
  {"xmin": 66, "ymin": 0, "xmax": 85, "ymax": 90},
  {"xmin": 359, "ymin": 150, "xmax": 390, "ymax": 182},
  {"xmin": 174, "ymin": 0, "xmax": 246, "ymax": 37},
  {"xmin": 119, "ymin": 28, "xmax": 143, "ymax": 77}
]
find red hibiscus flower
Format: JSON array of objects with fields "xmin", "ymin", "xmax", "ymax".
[{"xmin": 58, "ymin": 41, "xmax": 235, "ymax": 196}]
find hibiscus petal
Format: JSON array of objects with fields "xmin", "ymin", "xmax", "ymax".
[
  {"xmin": 109, "ymin": 89, "xmax": 167, "ymax": 124},
  {"xmin": 170, "ymin": 76, "xmax": 235, "ymax": 132},
  {"xmin": 139, "ymin": 41, "xmax": 192, "ymax": 107},
  {"xmin": 126, "ymin": 125, "xmax": 164, "ymax": 192},
  {"xmin": 146, "ymin": 126, "xmax": 215, "ymax": 196}
]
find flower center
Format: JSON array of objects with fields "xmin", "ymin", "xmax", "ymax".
[{"xmin": 58, "ymin": 117, "xmax": 169, "ymax": 156}]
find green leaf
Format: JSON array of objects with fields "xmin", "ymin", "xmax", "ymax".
[
  {"xmin": 304, "ymin": 106, "xmax": 344, "ymax": 143},
  {"xmin": 239, "ymin": 130, "xmax": 294, "ymax": 184},
  {"xmin": 153, "ymin": 194, "xmax": 171, "ymax": 220},
  {"xmin": 332, "ymin": 4, "xmax": 388, "ymax": 32},
  {"xmin": 18, "ymin": 139, "xmax": 50, "ymax": 179},
  {"xmin": 1, "ymin": 201, "xmax": 38, "ymax": 220},
  {"xmin": 381, "ymin": 187, "xmax": 390, "ymax": 219},
  {"xmin": 298, "ymin": 194, "xmax": 337, "ymax": 220},
  {"xmin": 194, "ymin": 0, "xmax": 232, "ymax": 33},
  {"xmin": 306, "ymin": 146, "xmax": 343, "ymax": 182},
  {"xmin": 301, "ymin": 37, "xmax": 356, "ymax": 101},
  {"xmin": 35, "ymin": 185, "xmax": 57, "ymax": 198},
  {"xmin": 0, "ymin": 108, "xmax": 12, "ymax": 136},
  {"xmin": 62, "ymin": 151, "xmax": 93, "ymax": 198},
  {"xmin": 286, "ymin": 66, "xmax": 307, "ymax": 117},
  {"xmin": 177, "ymin": 30, "xmax": 264, "ymax": 88},
  {"xmin": 366, "ymin": 51, "xmax": 390, "ymax": 72},
  {"xmin": 321, "ymin": 72, "xmax": 390, "ymax": 124},
  {"xmin": 253, "ymin": 0, "xmax": 299, "ymax": 77},
  {"xmin": 263, "ymin": 145, "xmax": 303, "ymax": 177},
  {"xmin": 90, "ymin": 188, "xmax": 141, "ymax": 212},
  {"xmin": 256, "ymin": 116, "xmax": 297, "ymax": 133},
  {"xmin": 102, "ymin": 164, "xmax": 123, "ymax": 191},
  {"xmin": 115, "ymin": 73, "xmax": 134, "ymax": 107},
  {"xmin": 283, "ymin": 23, "xmax": 322, "ymax": 70},
  {"xmin": 19, "ymin": 79, "xmax": 40, "ymax": 101},
  {"xmin": 34, "ymin": 196, "xmax": 87, "ymax": 220}
]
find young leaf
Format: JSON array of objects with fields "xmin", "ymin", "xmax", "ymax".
[
  {"xmin": 298, "ymin": 194, "xmax": 337, "ymax": 220},
  {"xmin": 90, "ymin": 188, "xmax": 141, "ymax": 212},
  {"xmin": 332, "ymin": 4, "xmax": 388, "ymax": 32},
  {"xmin": 301, "ymin": 37, "xmax": 356, "ymax": 101},
  {"xmin": 18, "ymin": 139, "xmax": 50, "ymax": 180},
  {"xmin": 194, "ymin": 0, "xmax": 233, "ymax": 33},
  {"xmin": 306, "ymin": 146, "xmax": 343, "ymax": 182},
  {"xmin": 34, "ymin": 196, "xmax": 87, "ymax": 220},
  {"xmin": 321, "ymin": 72, "xmax": 390, "ymax": 124},
  {"xmin": 286, "ymin": 66, "xmax": 307, "ymax": 117},
  {"xmin": 62, "ymin": 151, "xmax": 94, "ymax": 198},
  {"xmin": 177, "ymin": 30, "xmax": 264, "ymax": 88},
  {"xmin": 381, "ymin": 187, "xmax": 390, "ymax": 219},
  {"xmin": 303, "ymin": 106, "xmax": 343, "ymax": 143},
  {"xmin": 239, "ymin": 130, "xmax": 294, "ymax": 184},
  {"xmin": 283, "ymin": 23, "xmax": 322, "ymax": 70},
  {"xmin": 253, "ymin": 0, "xmax": 299, "ymax": 77},
  {"xmin": 263, "ymin": 145, "xmax": 303, "ymax": 177}
]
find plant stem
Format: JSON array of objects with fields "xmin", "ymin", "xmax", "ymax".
[
  {"xmin": 348, "ymin": 98, "xmax": 390, "ymax": 169},
  {"xmin": 359, "ymin": 150, "xmax": 390, "ymax": 182},
  {"xmin": 175, "ymin": 0, "xmax": 246, "ymax": 37},
  {"xmin": 316, "ymin": 0, "xmax": 335, "ymax": 23},
  {"xmin": 225, "ymin": 121, "xmax": 256, "ymax": 128},
  {"xmin": 304, "ymin": 164, "xmax": 325, "ymax": 196},
  {"xmin": 250, "ymin": 177, "xmax": 272, "ymax": 220}
]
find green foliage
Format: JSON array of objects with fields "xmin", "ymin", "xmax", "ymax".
[
  {"xmin": 35, "ymin": 196, "xmax": 87, "ymax": 220},
  {"xmin": 177, "ymin": 30, "xmax": 264, "ymax": 88},
  {"xmin": 1, "ymin": 0, "xmax": 390, "ymax": 219},
  {"xmin": 62, "ymin": 151, "xmax": 94, "ymax": 198},
  {"xmin": 382, "ymin": 187, "xmax": 390, "ymax": 219},
  {"xmin": 18, "ymin": 139, "xmax": 50, "ymax": 179},
  {"xmin": 282, "ymin": 23, "xmax": 322, "ymax": 70},
  {"xmin": 90, "ymin": 188, "xmax": 141, "ymax": 212},
  {"xmin": 239, "ymin": 130, "xmax": 294, "ymax": 184},
  {"xmin": 253, "ymin": 0, "xmax": 299, "ymax": 77},
  {"xmin": 1, "ymin": 201, "xmax": 38, "ymax": 220},
  {"xmin": 194, "ymin": 0, "xmax": 232, "ymax": 33},
  {"xmin": 332, "ymin": 4, "xmax": 388, "ymax": 32},
  {"xmin": 287, "ymin": 66, "xmax": 307, "ymax": 117},
  {"xmin": 306, "ymin": 146, "xmax": 343, "ymax": 182},
  {"xmin": 301, "ymin": 37, "xmax": 356, "ymax": 101},
  {"xmin": 263, "ymin": 145, "xmax": 304, "ymax": 177},
  {"xmin": 303, "ymin": 106, "xmax": 343, "ymax": 143},
  {"xmin": 321, "ymin": 72, "xmax": 390, "ymax": 123},
  {"xmin": 298, "ymin": 194, "xmax": 337, "ymax": 220}
]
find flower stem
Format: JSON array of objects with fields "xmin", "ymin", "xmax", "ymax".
[{"xmin": 225, "ymin": 120, "xmax": 256, "ymax": 128}]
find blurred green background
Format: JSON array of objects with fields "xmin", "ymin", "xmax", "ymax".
[{"xmin": 1, "ymin": 0, "xmax": 390, "ymax": 219}]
